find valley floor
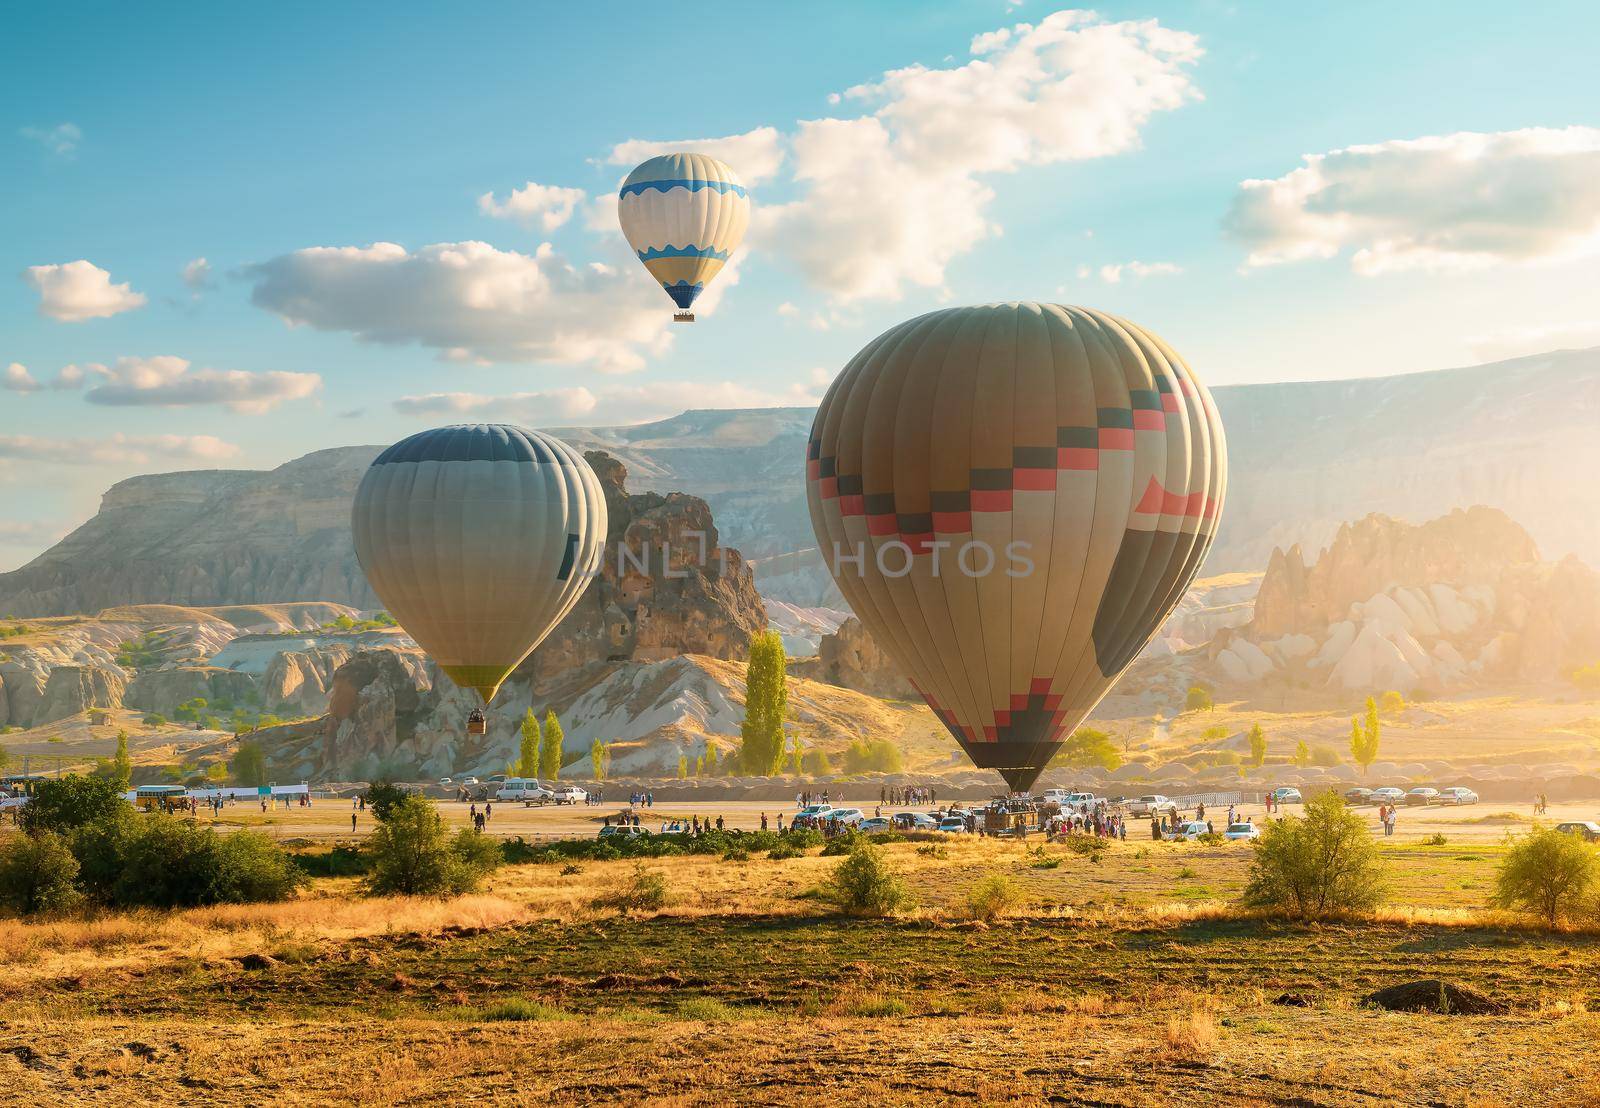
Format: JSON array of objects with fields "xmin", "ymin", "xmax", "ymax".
[{"xmin": 1, "ymin": 831, "xmax": 1597, "ymax": 1104}]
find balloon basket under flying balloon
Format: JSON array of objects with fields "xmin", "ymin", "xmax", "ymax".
[
  {"xmin": 466, "ymin": 708, "xmax": 487, "ymax": 737},
  {"xmin": 673, "ymin": 311, "xmax": 695, "ymax": 324}
]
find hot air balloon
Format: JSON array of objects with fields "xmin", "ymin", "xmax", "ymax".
[
  {"xmin": 806, "ymin": 304, "xmax": 1226, "ymax": 794},
  {"xmin": 351, "ymin": 424, "xmax": 607, "ymax": 724},
  {"xmin": 617, "ymin": 152, "xmax": 748, "ymax": 323}
]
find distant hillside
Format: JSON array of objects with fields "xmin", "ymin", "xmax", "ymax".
[{"xmin": 1, "ymin": 346, "xmax": 1596, "ymax": 615}]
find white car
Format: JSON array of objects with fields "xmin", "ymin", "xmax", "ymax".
[
  {"xmin": 859, "ymin": 817, "xmax": 894, "ymax": 834},
  {"xmin": 1371, "ymin": 787, "xmax": 1406, "ymax": 804},
  {"xmin": 552, "ymin": 785, "xmax": 588, "ymax": 805},
  {"xmin": 597, "ymin": 824, "xmax": 646, "ymax": 840},
  {"xmin": 793, "ymin": 803, "xmax": 836, "ymax": 826},
  {"xmin": 1040, "ymin": 789, "xmax": 1073, "ymax": 806},
  {"xmin": 1271, "ymin": 787, "xmax": 1303, "ymax": 804},
  {"xmin": 1167, "ymin": 820, "xmax": 1211, "ymax": 841},
  {"xmin": 1127, "ymin": 794, "xmax": 1175, "ymax": 817},
  {"xmin": 1438, "ymin": 786, "xmax": 1478, "ymax": 805},
  {"xmin": 1223, "ymin": 821, "xmax": 1260, "ymax": 841},
  {"xmin": 938, "ymin": 816, "xmax": 969, "ymax": 833},
  {"xmin": 824, "ymin": 807, "xmax": 865, "ymax": 828}
]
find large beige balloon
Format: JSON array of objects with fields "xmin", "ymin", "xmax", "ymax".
[
  {"xmin": 351, "ymin": 424, "xmax": 607, "ymax": 703},
  {"xmin": 806, "ymin": 304, "xmax": 1226, "ymax": 793}
]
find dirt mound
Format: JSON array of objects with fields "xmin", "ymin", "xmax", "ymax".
[{"xmin": 1364, "ymin": 979, "xmax": 1505, "ymax": 1015}]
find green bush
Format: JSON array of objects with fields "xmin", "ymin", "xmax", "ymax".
[
  {"xmin": 1184, "ymin": 685, "xmax": 1214, "ymax": 712},
  {"xmin": 1243, "ymin": 792, "xmax": 1387, "ymax": 919},
  {"xmin": 364, "ymin": 796, "xmax": 500, "ymax": 897},
  {"xmin": 965, "ymin": 873, "xmax": 1024, "ymax": 921},
  {"xmin": 1493, "ymin": 827, "xmax": 1600, "ymax": 927},
  {"xmin": 68, "ymin": 807, "xmax": 140, "ymax": 903},
  {"xmin": 291, "ymin": 845, "xmax": 369, "ymax": 878},
  {"xmin": 842, "ymin": 738, "xmax": 904, "ymax": 774},
  {"xmin": 0, "ymin": 832, "xmax": 81, "ymax": 915},
  {"xmin": 113, "ymin": 818, "xmax": 303, "ymax": 908},
  {"xmin": 823, "ymin": 843, "xmax": 911, "ymax": 917},
  {"xmin": 18, "ymin": 775, "xmax": 126, "ymax": 837},
  {"xmin": 594, "ymin": 862, "xmax": 668, "ymax": 914},
  {"xmin": 362, "ymin": 780, "xmax": 411, "ymax": 822}
]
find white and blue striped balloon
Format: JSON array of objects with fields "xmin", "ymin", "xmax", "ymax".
[{"xmin": 618, "ymin": 153, "xmax": 748, "ymax": 316}]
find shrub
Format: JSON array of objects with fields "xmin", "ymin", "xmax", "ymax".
[
  {"xmin": 965, "ymin": 874, "xmax": 1024, "ymax": 921},
  {"xmin": 1184, "ymin": 685, "xmax": 1214, "ymax": 712},
  {"xmin": 800, "ymin": 748, "xmax": 834, "ymax": 775},
  {"xmin": 18, "ymin": 775, "xmax": 126, "ymax": 837},
  {"xmin": 916, "ymin": 843, "xmax": 949, "ymax": 860},
  {"xmin": 595, "ymin": 862, "xmax": 668, "ymax": 914},
  {"xmin": 1062, "ymin": 836, "xmax": 1108, "ymax": 862},
  {"xmin": 365, "ymin": 796, "xmax": 499, "ymax": 897},
  {"xmin": 842, "ymin": 738, "xmax": 903, "ymax": 774},
  {"xmin": 112, "ymin": 818, "xmax": 303, "ymax": 908},
  {"xmin": 0, "ymin": 832, "xmax": 81, "ymax": 915},
  {"xmin": 1243, "ymin": 792, "xmax": 1387, "ymax": 919},
  {"xmin": 207, "ymin": 832, "xmax": 306, "ymax": 903},
  {"xmin": 1379, "ymin": 690, "xmax": 1406, "ymax": 714},
  {"xmin": 68, "ymin": 807, "xmax": 141, "ymax": 903},
  {"xmin": 767, "ymin": 841, "xmax": 804, "ymax": 861},
  {"xmin": 1493, "ymin": 827, "xmax": 1600, "ymax": 927},
  {"xmin": 823, "ymin": 843, "xmax": 911, "ymax": 917},
  {"xmin": 821, "ymin": 830, "xmax": 865, "ymax": 857},
  {"xmin": 142, "ymin": 713, "xmax": 167, "ymax": 727}
]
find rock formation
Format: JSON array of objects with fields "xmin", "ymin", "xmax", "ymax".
[{"xmin": 794, "ymin": 617, "xmax": 916, "ymax": 700}]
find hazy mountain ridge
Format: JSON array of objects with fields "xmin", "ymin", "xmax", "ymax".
[{"xmin": 1, "ymin": 347, "xmax": 1596, "ymax": 616}]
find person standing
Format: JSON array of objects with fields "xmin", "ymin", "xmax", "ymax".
[{"xmin": 351, "ymin": 811, "xmax": 358, "ymax": 835}]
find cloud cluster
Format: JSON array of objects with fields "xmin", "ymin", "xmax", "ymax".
[
  {"xmin": 393, "ymin": 374, "xmax": 824, "ymax": 427},
  {"xmin": 181, "ymin": 257, "xmax": 216, "ymax": 290},
  {"xmin": 758, "ymin": 11, "xmax": 1201, "ymax": 299},
  {"xmin": 20, "ymin": 122, "xmax": 80, "ymax": 156},
  {"xmin": 2, "ymin": 363, "xmax": 85, "ymax": 392},
  {"xmin": 1227, "ymin": 126, "xmax": 1600, "ymax": 274},
  {"xmin": 0, "ymin": 433, "xmax": 238, "ymax": 466},
  {"xmin": 1081, "ymin": 260, "xmax": 1182, "ymax": 283},
  {"xmin": 22, "ymin": 260, "xmax": 147, "ymax": 321},
  {"xmin": 478, "ymin": 183, "xmax": 589, "ymax": 230},
  {"xmin": 82, "ymin": 356, "xmax": 321, "ymax": 413},
  {"xmin": 245, "ymin": 239, "xmax": 729, "ymax": 372},
  {"xmin": 604, "ymin": 126, "xmax": 787, "ymax": 185}
]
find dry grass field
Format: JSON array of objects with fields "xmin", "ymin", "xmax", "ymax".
[{"xmin": 1, "ymin": 827, "xmax": 1598, "ymax": 1105}]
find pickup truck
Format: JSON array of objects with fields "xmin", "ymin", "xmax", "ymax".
[{"xmin": 1127, "ymin": 794, "xmax": 1176, "ymax": 817}]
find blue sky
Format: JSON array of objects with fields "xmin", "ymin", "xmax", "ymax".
[{"xmin": 3, "ymin": 0, "xmax": 1599, "ymax": 569}]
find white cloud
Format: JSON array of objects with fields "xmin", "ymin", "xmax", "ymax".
[
  {"xmin": 22, "ymin": 260, "xmax": 147, "ymax": 321},
  {"xmin": 3, "ymin": 364, "xmax": 40, "ymax": 393},
  {"xmin": 393, "ymin": 376, "xmax": 823, "ymax": 427},
  {"xmin": 1097, "ymin": 260, "xmax": 1182, "ymax": 283},
  {"xmin": 1227, "ymin": 126, "xmax": 1600, "ymax": 274},
  {"xmin": 757, "ymin": 11, "xmax": 1201, "ymax": 300},
  {"xmin": 477, "ymin": 182, "xmax": 589, "ymax": 230},
  {"xmin": 0, "ymin": 433, "xmax": 239, "ymax": 466},
  {"xmin": 605, "ymin": 126, "xmax": 785, "ymax": 185},
  {"xmin": 245, "ymin": 240, "xmax": 732, "ymax": 372},
  {"xmin": 20, "ymin": 122, "xmax": 80, "ymax": 156},
  {"xmin": 182, "ymin": 257, "xmax": 216, "ymax": 290},
  {"xmin": 81, "ymin": 355, "xmax": 321, "ymax": 413},
  {"xmin": 1468, "ymin": 320, "xmax": 1600, "ymax": 363}
]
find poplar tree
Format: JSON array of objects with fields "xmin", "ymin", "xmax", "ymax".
[
  {"xmin": 539, "ymin": 709, "xmax": 564, "ymax": 780},
  {"xmin": 739, "ymin": 630, "xmax": 789, "ymax": 775},
  {"xmin": 518, "ymin": 710, "xmax": 541, "ymax": 778}
]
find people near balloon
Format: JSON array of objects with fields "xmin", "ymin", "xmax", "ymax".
[
  {"xmin": 806, "ymin": 303, "xmax": 1227, "ymax": 795},
  {"xmin": 350, "ymin": 423, "xmax": 608, "ymax": 733},
  {"xmin": 617, "ymin": 152, "xmax": 748, "ymax": 322}
]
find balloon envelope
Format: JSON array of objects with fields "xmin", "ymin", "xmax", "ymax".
[
  {"xmin": 806, "ymin": 304, "xmax": 1226, "ymax": 793},
  {"xmin": 351, "ymin": 424, "xmax": 607, "ymax": 703},
  {"xmin": 617, "ymin": 153, "xmax": 748, "ymax": 313}
]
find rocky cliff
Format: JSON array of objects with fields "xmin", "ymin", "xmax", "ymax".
[
  {"xmin": 6, "ymin": 346, "xmax": 1597, "ymax": 615},
  {"xmin": 1213, "ymin": 507, "xmax": 1600, "ymax": 691}
]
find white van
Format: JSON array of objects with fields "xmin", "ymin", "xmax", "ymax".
[{"xmin": 496, "ymin": 778, "xmax": 553, "ymax": 803}]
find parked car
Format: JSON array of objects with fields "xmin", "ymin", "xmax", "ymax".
[
  {"xmin": 1271, "ymin": 787, "xmax": 1303, "ymax": 804},
  {"xmin": 1223, "ymin": 821, "xmax": 1260, "ymax": 841},
  {"xmin": 793, "ymin": 803, "xmax": 836, "ymax": 828},
  {"xmin": 553, "ymin": 785, "xmax": 588, "ymax": 805},
  {"xmin": 824, "ymin": 808, "xmax": 865, "ymax": 829},
  {"xmin": 938, "ymin": 815, "xmax": 970, "ymax": 834},
  {"xmin": 1343, "ymin": 787, "xmax": 1374, "ymax": 805},
  {"xmin": 891, "ymin": 811, "xmax": 939, "ymax": 830},
  {"xmin": 1555, "ymin": 822, "xmax": 1600, "ymax": 842},
  {"xmin": 1404, "ymin": 787, "xmax": 1440, "ymax": 806},
  {"xmin": 1167, "ymin": 820, "xmax": 1211, "ymax": 841},
  {"xmin": 1040, "ymin": 788, "xmax": 1073, "ymax": 806},
  {"xmin": 496, "ymin": 779, "xmax": 552, "ymax": 803},
  {"xmin": 597, "ymin": 824, "xmax": 646, "ymax": 839},
  {"xmin": 1372, "ymin": 787, "xmax": 1406, "ymax": 804},
  {"xmin": 859, "ymin": 817, "xmax": 894, "ymax": 834},
  {"xmin": 1437, "ymin": 786, "xmax": 1478, "ymax": 805},
  {"xmin": 1127, "ymin": 794, "xmax": 1175, "ymax": 817}
]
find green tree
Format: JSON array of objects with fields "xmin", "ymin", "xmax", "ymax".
[
  {"xmin": 230, "ymin": 740, "xmax": 269, "ymax": 787},
  {"xmin": 1051, "ymin": 727, "xmax": 1122, "ymax": 771},
  {"xmin": 706, "ymin": 743, "xmax": 721, "ymax": 776},
  {"xmin": 363, "ymin": 780, "xmax": 410, "ymax": 822},
  {"xmin": 1184, "ymin": 684, "xmax": 1214, "ymax": 712},
  {"xmin": 1248, "ymin": 723, "xmax": 1267, "ymax": 767},
  {"xmin": 801, "ymin": 748, "xmax": 833, "ymax": 776},
  {"xmin": 1493, "ymin": 827, "xmax": 1600, "ymax": 927},
  {"xmin": 19, "ymin": 775, "xmax": 126, "ymax": 837},
  {"xmin": 364, "ymin": 796, "xmax": 500, "ymax": 896},
  {"xmin": 677, "ymin": 754, "xmax": 688, "ymax": 780},
  {"xmin": 589, "ymin": 738, "xmax": 610, "ymax": 781},
  {"xmin": 538, "ymin": 709, "xmax": 564, "ymax": 780},
  {"xmin": 738, "ymin": 630, "xmax": 789, "ymax": 775},
  {"xmin": 1243, "ymin": 792, "xmax": 1387, "ymax": 919},
  {"xmin": 1294, "ymin": 739, "xmax": 1311, "ymax": 768},
  {"xmin": 1379, "ymin": 689, "xmax": 1406, "ymax": 714},
  {"xmin": 110, "ymin": 729, "xmax": 132, "ymax": 789},
  {"xmin": 517, "ymin": 709, "xmax": 541, "ymax": 778},
  {"xmin": 1350, "ymin": 701, "xmax": 1381, "ymax": 774}
]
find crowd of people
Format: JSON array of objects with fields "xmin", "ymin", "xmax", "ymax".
[{"xmin": 880, "ymin": 785, "xmax": 936, "ymax": 806}]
